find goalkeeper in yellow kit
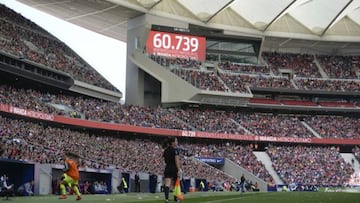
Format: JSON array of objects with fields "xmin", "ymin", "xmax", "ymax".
[{"xmin": 59, "ymin": 151, "xmax": 82, "ymax": 201}]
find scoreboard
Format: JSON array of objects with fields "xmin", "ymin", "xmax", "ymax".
[
  {"xmin": 146, "ymin": 30, "xmax": 206, "ymax": 61},
  {"xmin": 146, "ymin": 24, "xmax": 262, "ymax": 62}
]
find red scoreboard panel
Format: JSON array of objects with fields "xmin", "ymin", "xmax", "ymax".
[{"xmin": 146, "ymin": 30, "xmax": 206, "ymax": 61}]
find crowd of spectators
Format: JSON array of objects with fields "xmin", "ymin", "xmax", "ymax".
[
  {"xmin": 152, "ymin": 54, "xmax": 297, "ymax": 91},
  {"xmin": 0, "ymin": 4, "xmax": 118, "ymax": 92},
  {"xmin": 151, "ymin": 55, "xmax": 296, "ymax": 92},
  {"xmin": 317, "ymin": 55, "xmax": 359, "ymax": 79},
  {"xmin": 181, "ymin": 142, "xmax": 271, "ymax": 182},
  {"xmin": 1, "ymin": 114, "xmax": 356, "ymax": 187},
  {"xmin": 0, "ymin": 4, "xmax": 50, "ymax": 36},
  {"xmin": 152, "ymin": 55, "xmax": 335, "ymax": 92},
  {"xmin": 262, "ymin": 52, "xmax": 321, "ymax": 78},
  {"xmin": 354, "ymin": 146, "xmax": 360, "ymax": 162},
  {"xmin": 3, "ymin": 3, "xmax": 360, "ymax": 95},
  {"xmin": 218, "ymin": 61, "xmax": 270, "ymax": 75},
  {"xmin": 170, "ymin": 69, "xmax": 228, "ymax": 91},
  {"xmin": 0, "ymin": 115, "xmax": 234, "ymax": 183},
  {"xmin": 150, "ymin": 55, "xmax": 201, "ymax": 69},
  {"xmin": 303, "ymin": 115, "xmax": 360, "ymax": 139},
  {"xmin": 1, "ymin": 84, "xmax": 360, "ymax": 139},
  {"xmin": 149, "ymin": 52, "xmax": 360, "ymax": 92},
  {"xmin": 294, "ymin": 78, "xmax": 360, "ymax": 92},
  {"xmin": 221, "ymin": 74, "xmax": 294, "ymax": 91},
  {"xmin": 0, "ymin": 85, "xmax": 56, "ymax": 114},
  {"xmin": 218, "ymin": 73, "xmax": 250, "ymax": 93},
  {"xmin": 172, "ymin": 108, "xmax": 246, "ymax": 134},
  {"xmin": 234, "ymin": 113, "xmax": 313, "ymax": 138},
  {"xmin": 1, "ymin": 2, "xmax": 359, "ymax": 190},
  {"xmin": 0, "ymin": 85, "xmax": 191, "ymax": 130},
  {"xmin": 267, "ymin": 145, "xmax": 354, "ymax": 186},
  {"xmin": 181, "ymin": 156, "xmax": 234, "ymax": 183}
]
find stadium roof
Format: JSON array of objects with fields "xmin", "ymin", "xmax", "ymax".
[{"xmin": 17, "ymin": 0, "xmax": 360, "ymax": 53}]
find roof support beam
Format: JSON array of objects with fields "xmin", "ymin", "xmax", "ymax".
[
  {"xmin": 66, "ymin": 5, "xmax": 119, "ymax": 21},
  {"xmin": 206, "ymin": 0, "xmax": 235, "ymax": 23},
  {"xmin": 320, "ymin": 0, "xmax": 353, "ymax": 36},
  {"xmin": 30, "ymin": 0, "xmax": 72, "ymax": 8},
  {"xmin": 263, "ymin": 0, "xmax": 297, "ymax": 32},
  {"xmin": 148, "ymin": 0, "xmax": 163, "ymax": 10},
  {"xmin": 279, "ymin": 38, "xmax": 292, "ymax": 47}
]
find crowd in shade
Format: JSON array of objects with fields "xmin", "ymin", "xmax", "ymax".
[
  {"xmin": 1, "ymin": 85, "xmax": 360, "ymax": 139},
  {"xmin": 317, "ymin": 55, "xmax": 359, "ymax": 79},
  {"xmin": 217, "ymin": 73, "xmax": 250, "ymax": 93},
  {"xmin": 0, "ymin": 4, "xmax": 119, "ymax": 92},
  {"xmin": 227, "ymin": 75, "xmax": 294, "ymax": 89},
  {"xmin": 222, "ymin": 74, "xmax": 294, "ymax": 90},
  {"xmin": 150, "ymin": 55, "xmax": 360, "ymax": 92},
  {"xmin": 171, "ymin": 69, "xmax": 229, "ymax": 91},
  {"xmin": 294, "ymin": 78, "xmax": 360, "ymax": 92},
  {"xmin": 262, "ymin": 52, "xmax": 321, "ymax": 78},
  {"xmin": 218, "ymin": 61, "xmax": 270, "ymax": 75},
  {"xmin": 150, "ymin": 55, "xmax": 202, "ymax": 69},
  {"xmin": 267, "ymin": 145, "xmax": 354, "ymax": 187}
]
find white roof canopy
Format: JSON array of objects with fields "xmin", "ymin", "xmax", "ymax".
[{"xmin": 16, "ymin": 0, "xmax": 360, "ymax": 53}]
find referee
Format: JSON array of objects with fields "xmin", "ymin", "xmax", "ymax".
[{"xmin": 163, "ymin": 137, "xmax": 182, "ymax": 203}]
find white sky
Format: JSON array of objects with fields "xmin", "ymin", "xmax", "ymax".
[{"xmin": 0, "ymin": 0, "xmax": 127, "ymax": 100}]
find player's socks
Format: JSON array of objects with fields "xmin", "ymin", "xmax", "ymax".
[{"xmin": 164, "ymin": 186, "xmax": 170, "ymax": 202}]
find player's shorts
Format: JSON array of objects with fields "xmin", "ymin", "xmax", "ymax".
[
  {"xmin": 62, "ymin": 173, "xmax": 79, "ymax": 187},
  {"xmin": 164, "ymin": 165, "xmax": 178, "ymax": 181}
]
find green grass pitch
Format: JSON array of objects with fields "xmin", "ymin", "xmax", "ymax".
[{"xmin": 3, "ymin": 191, "xmax": 360, "ymax": 203}]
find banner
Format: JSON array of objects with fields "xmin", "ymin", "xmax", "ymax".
[
  {"xmin": 195, "ymin": 157, "xmax": 225, "ymax": 165},
  {"xmin": 7, "ymin": 105, "xmax": 54, "ymax": 121},
  {"xmin": 320, "ymin": 186, "xmax": 360, "ymax": 193},
  {"xmin": 1, "ymin": 103, "xmax": 360, "ymax": 145}
]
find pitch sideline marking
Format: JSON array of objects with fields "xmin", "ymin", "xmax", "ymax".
[
  {"xmin": 201, "ymin": 193, "xmax": 276, "ymax": 203},
  {"xmin": 201, "ymin": 196, "xmax": 248, "ymax": 203}
]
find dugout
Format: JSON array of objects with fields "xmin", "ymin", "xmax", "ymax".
[
  {"xmin": 51, "ymin": 168, "xmax": 112, "ymax": 194},
  {"xmin": 0, "ymin": 159, "xmax": 35, "ymax": 193}
]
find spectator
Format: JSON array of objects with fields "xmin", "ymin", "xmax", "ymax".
[
  {"xmin": 240, "ymin": 174, "xmax": 246, "ymax": 192},
  {"xmin": 17, "ymin": 180, "xmax": 34, "ymax": 196},
  {"xmin": 0, "ymin": 174, "xmax": 14, "ymax": 199}
]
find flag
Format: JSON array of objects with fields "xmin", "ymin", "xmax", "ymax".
[{"xmin": 173, "ymin": 177, "xmax": 184, "ymax": 200}]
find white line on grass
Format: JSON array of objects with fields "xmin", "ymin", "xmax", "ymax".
[
  {"xmin": 201, "ymin": 196, "xmax": 246, "ymax": 203},
  {"xmin": 200, "ymin": 193, "xmax": 277, "ymax": 203}
]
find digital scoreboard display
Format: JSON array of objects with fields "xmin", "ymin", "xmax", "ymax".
[{"xmin": 146, "ymin": 30, "xmax": 206, "ymax": 60}]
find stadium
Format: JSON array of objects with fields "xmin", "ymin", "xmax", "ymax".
[{"xmin": 0, "ymin": 0, "xmax": 359, "ymax": 203}]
